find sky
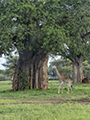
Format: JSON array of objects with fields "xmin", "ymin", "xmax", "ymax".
[
  {"xmin": 0, "ymin": 55, "xmax": 6, "ymax": 70},
  {"xmin": 48, "ymin": 55, "xmax": 61, "ymax": 67}
]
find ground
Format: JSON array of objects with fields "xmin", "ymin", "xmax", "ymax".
[
  {"xmin": 21, "ymin": 97, "xmax": 90, "ymax": 105},
  {"xmin": 0, "ymin": 81, "xmax": 90, "ymax": 120},
  {"xmin": 0, "ymin": 96, "xmax": 90, "ymax": 106}
]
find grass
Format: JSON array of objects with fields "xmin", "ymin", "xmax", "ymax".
[
  {"xmin": 0, "ymin": 103, "xmax": 90, "ymax": 120},
  {"xmin": 0, "ymin": 80, "xmax": 90, "ymax": 120}
]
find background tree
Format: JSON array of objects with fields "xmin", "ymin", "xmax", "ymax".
[
  {"xmin": 0, "ymin": 70, "xmax": 4, "ymax": 74},
  {"xmin": 2, "ymin": 56, "xmax": 19, "ymax": 77},
  {"xmin": 47, "ymin": 66, "xmax": 57, "ymax": 78},
  {"xmin": 83, "ymin": 60, "xmax": 90, "ymax": 78},
  {"xmin": 51, "ymin": 0, "xmax": 90, "ymax": 83}
]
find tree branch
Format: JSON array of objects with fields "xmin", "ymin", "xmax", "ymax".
[{"xmin": 81, "ymin": 31, "xmax": 90, "ymax": 39}]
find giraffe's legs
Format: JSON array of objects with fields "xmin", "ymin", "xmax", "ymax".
[
  {"xmin": 58, "ymin": 82, "xmax": 63, "ymax": 94},
  {"xmin": 67, "ymin": 86, "xmax": 69, "ymax": 94},
  {"xmin": 61, "ymin": 84, "xmax": 63, "ymax": 94},
  {"xmin": 58, "ymin": 84, "xmax": 61, "ymax": 94},
  {"xmin": 67, "ymin": 85, "xmax": 73, "ymax": 94},
  {"xmin": 70, "ymin": 85, "xmax": 73, "ymax": 93}
]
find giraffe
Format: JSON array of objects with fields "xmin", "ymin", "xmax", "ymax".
[{"xmin": 52, "ymin": 65, "xmax": 72, "ymax": 94}]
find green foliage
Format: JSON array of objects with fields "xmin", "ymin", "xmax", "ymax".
[
  {"xmin": 0, "ymin": 0, "xmax": 65, "ymax": 55},
  {"xmin": 51, "ymin": 0, "xmax": 90, "ymax": 61},
  {"xmin": 17, "ymin": 70, "xmax": 29, "ymax": 89},
  {"xmin": 0, "ymin": 70, "xmax": 4, "ymax": 74},
  {"xmin": 0, "ymin": 0, "xmax": 90, "ymax": 67},
  {"xmin": 47, "ymin": 66, "xmax": 57, "ymax": 77}
]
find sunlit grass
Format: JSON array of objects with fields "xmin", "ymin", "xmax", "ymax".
[
  {"xmin": 0, "ymin": 80, "xmax": 90, "ymax": 120},
  {"xmin": 0, "ymin": 81, "xmax": 90, "ymax": 100},
  {"xmin": 0, "ymin": 103, "xmax": 90, "ymax": 120}
]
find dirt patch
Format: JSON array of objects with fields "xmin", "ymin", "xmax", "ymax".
[
  {"xmin": 0, "ymin": 97, "xmax": 90, "ymax": 106},
  {"xmin": 67, "ymin": 98, "xmax": 90, "ymax": 105},
  {"xmin": 21, "ymin": 97, "xmax": 90, "ymax": 105},
  {"xmin": 21, "ymin": 98, "xmax": 65, "ymax": 104},
  {"xmin": 44, "ymin": 98, "xmax": 66, "ymax": 104}
]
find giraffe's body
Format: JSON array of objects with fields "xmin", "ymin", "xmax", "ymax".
[{"xmin": 52, "ymin": 65, "xmax": 72, "ymax": 94}]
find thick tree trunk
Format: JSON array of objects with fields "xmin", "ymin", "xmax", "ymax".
[
  {"xmin": 76, "ymin": 56, "xmax": 84, "ymax": 83},
  {"xmin": 12, "ymin": 50, "xmax": 49, "ymax": 91},
  {"xmin": 72, "ymin": 62, "xmax": 77, "ymax": 83},
  {"xmin": 72, "ymin": 55, "xmax": 84, "ymax": 83}
]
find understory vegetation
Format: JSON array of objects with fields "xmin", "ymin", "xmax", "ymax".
[{"xmin": 0, "ymin": 81, "xmax": 90, "ymax": 120}]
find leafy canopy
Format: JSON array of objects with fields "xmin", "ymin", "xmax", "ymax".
[
  {"xmin": 52, "ymin": 0, "xmax": 90, "ymax": 61},
  {"xmin": 0, "ymin": 0, "xmax": 65, "ymax": 55},
  {"xmin": 1, "ymin": 0, "xmax": 90, "ymax": 61}
]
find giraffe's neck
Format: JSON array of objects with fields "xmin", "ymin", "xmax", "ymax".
[{"xmin": 55, "ymin": 66, "xmax": 64, "ymax": 78}]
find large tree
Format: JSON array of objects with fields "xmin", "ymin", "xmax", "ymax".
[
  {"xmin": 51, "ymin": 0, "xmax": 90, "ymax": 83},
  {"xmin": 0, "ymin": 0, "xmax": 65, "ymax": 90},
  {"xmin": 65, "ymin": 0, "xmax": 90, "ymax": 83},
  {"xmin": 1, "ymin": 0, "xmax": 90, "ymax": 91}
]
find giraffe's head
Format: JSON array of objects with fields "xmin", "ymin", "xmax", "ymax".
[{"xmin": 52, "ymin": 65, "xmax": 56, "ymax": 69}]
